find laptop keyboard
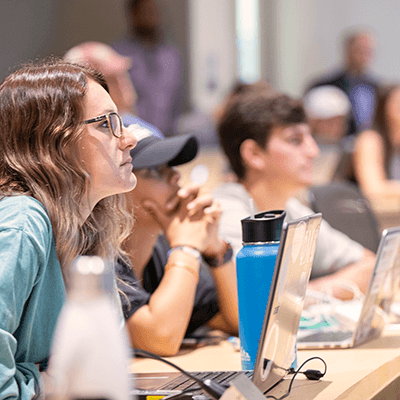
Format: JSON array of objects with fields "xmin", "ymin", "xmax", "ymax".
[
  {"xmin": 298, "ymin": 330, "xmax": 352, "ymax": 343},
  {"xmin": 159, "ymin": 370, "xmax": 253, "ymax": 393}
]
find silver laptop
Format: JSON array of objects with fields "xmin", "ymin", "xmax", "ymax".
[
  {"xmin": 132, "ymin": 214, "xmax": 322, "ymax": 399},
  {"xmin": 297, "ymin": 226, "xmax": 400, "ymax": 350}
]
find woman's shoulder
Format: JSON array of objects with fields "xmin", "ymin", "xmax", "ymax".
[
  {"xmin": 354, "ymin": 129, "xmax": 385, "ymax": 154},
  {"xmin": 0, "ymin": 195, "xmax": 52, "ymax": 237}
]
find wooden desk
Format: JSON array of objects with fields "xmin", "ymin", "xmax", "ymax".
[{"xmin": 131, "ymin": 327, "xmax": 400, "ymax": 399}]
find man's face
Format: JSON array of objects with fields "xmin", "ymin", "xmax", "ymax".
[
  {"xmin": 128, "ymin": 164, "xmax": 182, "ymax": 226},
  {"xmin": 309, "ymin": 115, "xmax": 348, "ymax": 144},
  {"xmin": 260, "ymin": 124, "xmax": 320, "ymax": 191},
  {"xmin": 132, "ymin": 0, "xmax": 160, "ymax": 29},
  {"xmin": 347, "ymin": 34, "xmax": 375, "ymax": 74}
]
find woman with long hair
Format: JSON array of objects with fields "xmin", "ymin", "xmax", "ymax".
[
  {"xmin": 353, "ymin": 84, "xmax": 400, "ymax": 197},
  {"xmin": 0, "ymin": 59, "xmax": 137, "ymax": 399}
]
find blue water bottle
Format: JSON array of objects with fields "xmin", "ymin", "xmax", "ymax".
[{"xmin": 236, "ymin": 210, "xmax": 286, "ymax": 371}]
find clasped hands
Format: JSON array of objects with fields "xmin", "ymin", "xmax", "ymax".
[{"xmin": 142, "ymin": 183, "xmax": 225, "ymax": 255}]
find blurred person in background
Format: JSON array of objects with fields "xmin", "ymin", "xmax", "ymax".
[
  {"xmin": 116, "ymin": 117, "xmax": 238, "ymax": 356},
  {"xmin": 304, "ymin": 85, "xmax": 351, "ymax": 146},
  {"xmin": 64, "ymin": 41, "xmax": 138, "ymax": 118},
  {"xmin": 306, "ymin": 29, "xmax": 379, "ymax": 136},
  {"xmin": 353, "ymin": 84, "xmax": 400, "ymax": 198},
  {"xmin": 303, "ymin": 85, "xmax": 353, "ymax": 183},
  {"xmin": 213, "ymin": 87, "xmax": 376, "ymax": 300},
  {"xmin": 112, "ymin": 0, "xmax": 182, "ymax": 136}
]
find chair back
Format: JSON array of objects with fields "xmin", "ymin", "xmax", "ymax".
[{"xmin": 308, "ymin": 181, "xmax": 381, "ymax": 252}]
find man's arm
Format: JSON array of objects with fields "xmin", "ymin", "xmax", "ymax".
[
  {"xmin": 124, "ymin": 188, "xmax": 218, "ymax": 356},
  {"xmin": 125, "ymin": 250, "xmax": 201, "ymax": 356},
  {"xmin": 187, "ymin": 190, "xmax": 239, "ymax": 334},
  {"xmin": 206, "ymin": 258, "xmax": 239, "ymax": 334},
  {"xmin": 308, "ymin": 249, "xmax": 376, "ymax": 300}
]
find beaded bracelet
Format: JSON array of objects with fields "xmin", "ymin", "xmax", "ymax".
[
  {"xmin": 168, "ymin": 245, "xmax": 202, "ymax": 263},
  {"xmin": 164, "ymin": 261, "xmax": 199, "ymax": 282}
]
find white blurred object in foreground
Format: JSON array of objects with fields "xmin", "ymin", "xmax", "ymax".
[{"xmin": 48, "ymin": 256, "xmax": 134, "ymax": 400}]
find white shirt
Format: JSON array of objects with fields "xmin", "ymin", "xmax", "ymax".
[{"xmin": 213, "ymin": 183, "xmax": 365, "ymax": 279}]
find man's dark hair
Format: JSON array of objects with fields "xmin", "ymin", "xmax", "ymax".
[{"xmin": 217, "ymin": 89, "xmax": 307, "ymax": 180}]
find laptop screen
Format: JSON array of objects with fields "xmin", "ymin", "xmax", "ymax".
[
  {"xmin": 253, "ymin": 214, "xmax": 322, "ymax": 393},
  {"xmin": 353, "ymin": 226, "xmax": 400, "ymax": 346}
]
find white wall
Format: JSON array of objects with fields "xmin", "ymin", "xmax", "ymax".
[
  {"xmin": 0, "ymin": 0, "xmax": 60, "ymax": 81},
  {"xmin": 52, "ymin": 0, "xmax": 126, "ymax": 52},
  {"xmin": 4, "ymin": 0, "xmax": 400, "ymax": 114},
  {"xmin": 188, "ymin": 0, "xmax": 237, "ymax": 114},
  {"xmin": 263, "ymin": 0, "xmax": 400, "ymax": 97},
  {"xmin": 0, "ymin": 0, "xmax": 127, "ymax": 82}
]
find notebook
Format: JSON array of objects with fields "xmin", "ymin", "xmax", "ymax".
[
  {"xmin": 297, "ymin": 226, "xmax": 400, "ymax": 350},
  {"xmin": 132, "ymin": 213, "xmax": 322, "ymax": 399}
]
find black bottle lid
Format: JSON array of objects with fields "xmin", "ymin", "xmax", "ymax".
[{"xmin": 241, "ymin": 210, "xmax": 286, "ymax": 243}]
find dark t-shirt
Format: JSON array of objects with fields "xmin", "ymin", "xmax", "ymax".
[{"xmin": 116, "ymin": 235, "xmax": 219, "ymax": 336}]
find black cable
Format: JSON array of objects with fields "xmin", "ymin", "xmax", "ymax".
[
  {"xmin": 134, "ymin": 349, "xmax": 227, "ymax": 399},
  {"xmin": 134, "ymin": 349, "xmax": 326, "ymax": 400},
  {"xmin": 296, "ymin": 356, "xmax": 327, "ymax": 380},
  {"xmin": 265, "ymin": 356, "xmax": 327, "ymax": 400}
]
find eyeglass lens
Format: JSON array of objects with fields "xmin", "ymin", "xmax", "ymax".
[{"xmin": 110, "ymin": 113, "xmax": 122, "ymax": 137}]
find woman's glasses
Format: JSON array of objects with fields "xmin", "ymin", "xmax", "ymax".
[{"xmin": 83, "ymin": 112, "xmax": 123, "ymax": 138}]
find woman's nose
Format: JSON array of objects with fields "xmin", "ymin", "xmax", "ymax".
[{"xmin": 120, "ymin": 125, "xmax": 138, "ymax": 150}]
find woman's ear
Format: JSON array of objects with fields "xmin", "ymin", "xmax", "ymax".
[{"xmin": 240, "ymin": 139, "xmax": 266, "ymax": 171}]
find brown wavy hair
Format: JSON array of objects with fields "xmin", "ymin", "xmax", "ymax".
[{"xmin": 0, "ymin": 59, "xmax": 133, "ymax": 277}]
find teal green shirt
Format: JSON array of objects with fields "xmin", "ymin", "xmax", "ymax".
[{"xmin": 0, "ymin": 196, "xmax": 65, "ymax": 400}]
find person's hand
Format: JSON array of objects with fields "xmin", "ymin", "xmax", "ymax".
[
  {"xmin": 166, "ymin": 183, "xmax": 214, "ymax": 217},
  {"xmin": 201, "ymin": 201, "xmax": 225, "ymax": 254},
  {"xmin": 168, "ymin": 183, "xmax": 226, "ymax": 255},
  {"xmin": 142, "ymin": 184, "xmax": 217, "ymax": 252}
]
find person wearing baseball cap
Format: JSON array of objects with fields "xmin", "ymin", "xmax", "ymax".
[
  {"xmin": 116, "ymin": 116, "xmax": 238, "ymax": 356},
  {"xmin": 303, "ymin": 85, "xmax": 355, "ymax": 183},
  {"xmin": 304, "ymin": 85, "xmax": 352, "ymax": 145}
]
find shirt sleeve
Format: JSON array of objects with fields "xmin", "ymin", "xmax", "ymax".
[
  {"xmin": 115, "ymin": 261, "xmax": 151, "ymax": 321},
  {"xmin": 0, "ymin": 228, "xmax": 42, "ymax": 400},
  {"xmin": 285, "ymin": 198, "xmax": 365, "ymax": 279}
]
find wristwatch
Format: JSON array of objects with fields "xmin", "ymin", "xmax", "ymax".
[{"xmin": 203, "ymin": 240, "xmax": 233, "ymax": 268}]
